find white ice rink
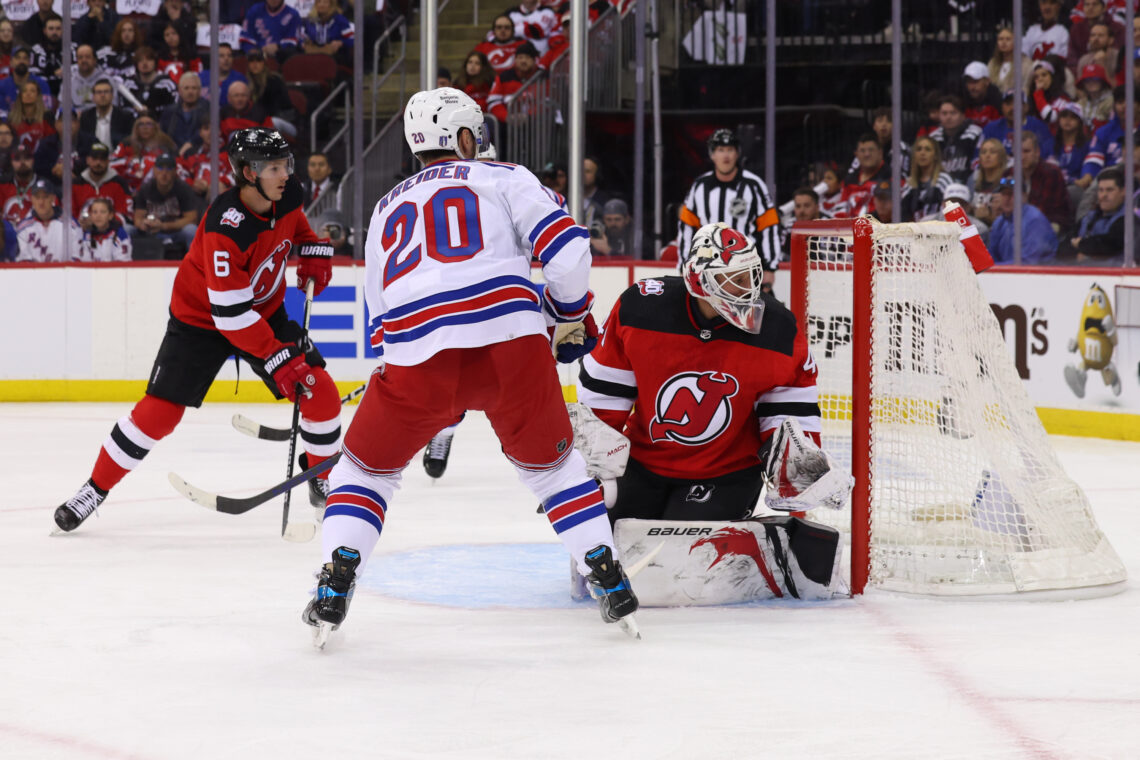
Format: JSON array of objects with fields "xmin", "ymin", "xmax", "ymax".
[{"xmin": 2, "ymin": 402, "xmax": 1139, "ymax": 760}]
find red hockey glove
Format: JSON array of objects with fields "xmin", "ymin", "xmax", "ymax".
[
  {"xmin": 525, "ymin": 22, "xmax": 544, "ymax": 39},
  {"xmin": 549, "ymin": 313, "xmax": 599, "ymax": 363},
  {"xmin": 297, "ymin": 243, "xmax": 334, "ymax": 297},
  {"xmin": 265, "ymin": 344, "xmax": 317, "ymax": 402}
]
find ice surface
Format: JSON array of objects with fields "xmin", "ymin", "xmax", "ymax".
[{"xmin": 2, "ymin": 403, "xmax": 1138, "ymax": 759}]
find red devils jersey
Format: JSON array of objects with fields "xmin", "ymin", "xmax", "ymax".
[
  {"xmin": 579, "ymin": 277, "xmax": 820, "ymax": 480},
  {"xmin": 474, "ymin": 37, "xmax": 524, "ymax": 74},
  {"xmin": 169, "ymin": 177, "xmax": 319, "ymax": 360}
]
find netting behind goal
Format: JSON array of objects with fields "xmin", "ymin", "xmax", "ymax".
[{"xmin": 789, "ymin": 218, "xmax": 1126, "ymax": 596}]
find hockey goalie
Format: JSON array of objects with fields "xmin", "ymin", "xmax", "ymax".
[{"xmin": 572, "ymin": 223, "xmax": 854, "ymax": 605}]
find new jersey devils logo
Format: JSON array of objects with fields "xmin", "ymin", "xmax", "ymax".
[
  {"xmin": 648, "ymin": 371, "xmax": 739, "ymax": 445},
  {"xmin": 637, "ymin": 279, "xmax": 665, "ymax": 296},
  {"xmin": 250, "ymin": 240, "xmax": 292, "ymax": 304}
]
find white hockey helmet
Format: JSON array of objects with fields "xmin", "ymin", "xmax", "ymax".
[
  {"xmin": 404, "ymin": 87, "xmax": 484, "ymax": 157},
  {"xmin": 682, "ymin": 222, "xmax": 767, "ymax": 333}
]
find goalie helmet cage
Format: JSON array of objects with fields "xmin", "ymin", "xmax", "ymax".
[{"xmin": 789, "ymin": 217, "xmax": 1126, "ymax": 596}]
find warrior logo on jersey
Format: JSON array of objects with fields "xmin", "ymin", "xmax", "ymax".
[
  {"xmin": 637, "ymin": 279, "xmax": 665, "ymax": 296},
  {"xmin": 249, "ymin": 240, "xmax": 292, "ymax": 304},
  {"xmin": 649, "ymin": 371, "xmax": 739, "ymax": 445},
  {"xmin": 221, "ymin": 207, "xmax": 244, "ymax": 228}
]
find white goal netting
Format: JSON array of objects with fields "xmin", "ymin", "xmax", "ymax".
[{"xmin": 796, "ymin": 220, "xmax": 1126, "ymax": 595}]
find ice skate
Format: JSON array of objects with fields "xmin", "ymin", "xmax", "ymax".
[
  {"xmin": 1063, "ymin": 364, "xmax": 1087, "ymax": 398},
  {"xmin": 422, "ymin": 429, "xmax": 454, "ymax": 479},
  {"xmin": 583, "ymin": 545, "xmax": 641, "ymax": 639},
  {"xmin": 52, "ymin": 479, "xmax": 107, "ymax": 534},
  {"xmin": 298, "ymin": 453, "xmax": 330, "ymax": 519},
  {"xmin": 303, "ymin": 546, "xmax": 361, "ymax": 649}
]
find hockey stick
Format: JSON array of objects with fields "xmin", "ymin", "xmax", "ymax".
[
  {"xmin": 168, "ymin": 452, "xmax": 341, "ymax": 515},
  {"xmin": 281, "ymin": 279, "xmax": 317, "ymax": 543},
  {"xmin": 231, "ymin": 384, "xmax": 366, "ymax": 441}
]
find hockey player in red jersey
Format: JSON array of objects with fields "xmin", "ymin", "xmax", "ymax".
[
  {"xmin": 577, "ymin": 223, "xmax": 852, "ymax": 523},
  {"xmin": 53, "ymin": 127, "xmax": 342, "ymax": 533},
  {"xmin": 302, "ymin": 88, "xmax": 639, "ymax": 646}
]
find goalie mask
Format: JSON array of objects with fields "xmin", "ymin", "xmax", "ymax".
[{"xmin": 682, "ymin": 223, "xmax": 766, "ymax": 334}]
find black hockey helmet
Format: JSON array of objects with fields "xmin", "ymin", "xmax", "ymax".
[
  {"xmin": 228, "ymin": 127, "xmax": 294, "ymax": 199},
  {"xmin": 707, "ymin": 128, "xmax": 740, "ymax": 152}
]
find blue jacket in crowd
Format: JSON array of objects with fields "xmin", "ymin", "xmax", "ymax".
[{"xmin": 989, "ymin": 203, "xmax": 1058, "ymax": 264}]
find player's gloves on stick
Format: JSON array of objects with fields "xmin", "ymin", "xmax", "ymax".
[
  {"xmin": 550, "ymin": 314, "xmax": 599, "ymax": 363},
  {"xmin": 297, "ymin": 243, "xmax": 334, "ymax": 297},
  {"xmin": 761, "ymin": 418, "xmax": 853, "ymax": 512},
  {"xmin": 265, "ymin": 344, "xmax": 317, "ymax": 402},
  {"xmin": 567, "ymin": 402, "xmax": 630, "ymax": 480}
]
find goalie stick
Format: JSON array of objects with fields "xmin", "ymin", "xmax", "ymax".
[
  {"xmin": 168, "ymin": 452, "xmax": 341, "ymax": 515},
  {"xmin": 231, "ymin": 384, "xmax": 366, "ymax": 441}
]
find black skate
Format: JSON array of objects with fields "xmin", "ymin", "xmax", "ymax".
[
  {"xmin": 422, "ymin": 430, "xmax": 454, "ymax": 479},
  {"xmin": 303, "ymin": 546, "xmax": 361, "ymax": 648},
  {"xmin": 53, "ymin": 479, "xmax": 107, "ymax": 533},
  {"xmin": 583, "ymin": 545, "xmax": 641, "ymax": 638},
  {"xmin": 298, "ymin": 453, "xmax": 330, "ymax": 515}
]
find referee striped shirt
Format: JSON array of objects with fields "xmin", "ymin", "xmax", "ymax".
[{"xmin": 676, "ymin": 167, "xmax": 780, "ymax": 269}]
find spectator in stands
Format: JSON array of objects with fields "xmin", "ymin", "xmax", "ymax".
[
  {"xmin": 930, "ymin": 95, "xmax": 982, "ymax": 183},
  {"xmin": 488, "ymin": 42, "xmax": 540, "ymax": 122},
  {"xmin": 301, "ymin": 151, "xmax": 336, "ymax": 204},
  {"xmin": 0, "ymin": 147, "xmax": 38, "ymax": 225},
  {"xmin": 77, "ymin": 197, "xmax": 132, "ymax": 261},
  {"xmin": 988, "ymin": 177, "xmax": 1058, "ymax": 264},
  {"xmin": 73, "ymin": 142, "xmax": 133, "ymax": 226},
  {"xmin": 1065, "ymin": 166, "xmax": 1128, "ymax": 265},
  {"xmin": 157, "ymin": 22, "xmax": 203, "ymax": 85},
  {"xmin": 866, "ymin": 106, "xmax": 911, "ymax": 175},
  {"xmin": 915, "ymin": 90, "xmax": 944, "ymax": 140},
  {"xmin": 199, "ymin": 44, "xmax": 247, "ymax": 110},
  {"xmin": 30, "ymin": 13, "xmax": 65, "ymax": 97},
  {"xmin": 869, "ymin": 181, "xmax": 895, "ymax": 223},
  {"xmin": 989, "ymin": 25, "xmax": 1034, "ymax": 96},
  {"xmin": 1076, "ymin": 21, "xmax": 1121, "ymax": 81},
  {"xmin": 301, "ymin": 0, "xmax": 356, "ymax": 67},
  {"xmin": 476, "ymin": 15, "xmax": 524, "ymax": 76},
  {"xmin": 124, "ymin": 47, "xmax": 178, "ymax": 119},
  {"xmin": 779, "ymin": 185, "xmax": 828, "ymax": 252},
  {"xmin": 900, "ymin": 137, "xmax": 952, "ymax": 223},
  {"xmin": 70, "ymin": 45, "xmax": 111, "ymax": 112},
  {"xmin": 9, "ymin": 81, "xmax": 55, "ymax": 156},
  {"xmin": 159, "ymin": 72, "xmax": 208, "ymax": 155},
  {"xmin": 1052, "ymin": 102, "xmax": 1092, "ymax": 188},
  {"xmin": 149, "ymin": 0, "xmax": 197, "ymax": 54},
  {"xmin": 961, "ymin": 61, "xmax": 1002, "ymax": 127},
  {"xmin": 73, "ymin": 0, "xmax": 120, "ymax": 52},
  {"xmin": 1076, "ymin": 63, "xmax": 1113, "ymax": 132},
  {"xmin": 944, "ymin": 183, "xmax": 989, "ymax": 243},
  {"xmin": 1069, "ymin": 0, "xmax": 1125, "ymax": 69},
  {"xmin": 17, "ymin": 0, "xmax": 56, "ymax": 49},
  {"xmin": 1023, "ymin": 0, "xmax": 1070, "ymax": 62},
  {"xmin": 314, "ymin": 208, "xmax": 352, "ymax": 257},
  {"xmin": 81, "ymin": 79, "xmax": 135, "ymax": 150},
  {"xmin": 981, "ymin": 90, "xmax": 1055, "ymax": 161},
  {"xmin": 1019, "ymin": 132, "xmax": 1073, "ymax": 234},
  {"xmin": 506, "ymin": 0, "xmax": 566, "ymax": 69},
  {"xmin": 815, "ymin": 162, "xmax": 845, "ymax": 218},
  {"xmin": 220, "ymin": 80, "xmax": 275, "ymax": 140},
  {"xmin": 36, "ymin": 108, "xmax": 96, "ymax": 186},
  {"xmin": 0, "ymin": 213, "xmax": 17, "ymax": 261},
  {"xmin": 101, "ymin": 19, "xmax": 143, "ymax": 81},
  {"xmin": 0, "ymin": 20, "xmax": 16, "ymax": 79},
  {"xmin": 241, "ymin": 0, "xmax": 304, "ymax": 62},
  {"xmin": 454, "ymin": 51, "xmax": 494, "ymax": 111},
  {"xmin": 437, "ymin": 67, "xmax": 452, "ymax": 88},
  {"xmin": 970, "ymin": 138, "xmax": 1009, "ymax": 228},
  {"xmin": 110, "ymin": 115, "xmax": 178, "ymax": 194},
  {"xmin": 222, "ymin": 0, "xmax": 259, "ymax": 25},
  {"xmin": 540, "ymin": 162, "xmax": 567, "ymax": 195},
  {"xmin": 840, "ymin": 133, "xmax": 889, "ymax": 218},
  {"xmin": 131, "ymin": 153, "xmax": 200, "ymax": 259},
  {"xmin": 1077, "ymin": 84, "xmax": 1140, "ymax": 192},
  {"xmin": 582, "ymin": 155, "xmax": 609, "ymax": 228},
  {"xmin": 0, "ymin": 123, "xmax": 15, "ymax": 178},
  {"xmin": 15, "ymin": 179, "xmax": 82, "ymax": 262},
  {"xmin": 1029, "ymin": 58, "xmax": 1073, "ymax": 130},
  {"xmin": 179, "ymin": 121, "xmax": 234, "ymax": 197},
  {"xmin": 0, "ymin": 47, "xmax": 50, "ymax": 114},
  {"xmin": 589, "ymin": 198, "xmax": 632, "ymax": 258},
  {"xmin": 245, "ymin": 48, "xmax": 295, "ymax": 123}
]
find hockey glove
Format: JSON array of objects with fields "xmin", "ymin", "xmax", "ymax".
[
  {"xmin": 761, "ymin": 419, "xmax": 853, "ymax": 512},
  {"xmin": 265, "ymin": 344, "xmax": 317, "ymax": 402},
  {"xmin": 550, "ymin": 314, "xmax": 599, "ymax": 363},
  {"xmin": 297, "ymin": 243, "xmax": 335, "ymax": 297}
]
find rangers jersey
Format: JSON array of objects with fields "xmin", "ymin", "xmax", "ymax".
[
  {"xmin": 169, "ymin": 177, "xmax": 320, "ymax": 360},
  {"xmin": 579, "ymin": 277, "xmax": 821, "ymax": 480},
  {"xmin": 364, "ymin": 159, "xmax": 591, "ymax": 366}
]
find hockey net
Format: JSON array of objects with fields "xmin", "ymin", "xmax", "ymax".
[{"xmin": 789, "ymin": 218, "xmax": 1126, "ymax": 595}]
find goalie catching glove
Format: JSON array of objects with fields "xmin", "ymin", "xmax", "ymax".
[{"xmin": 761, "ymin": 419, "xmax": 853, "ymax": 512}]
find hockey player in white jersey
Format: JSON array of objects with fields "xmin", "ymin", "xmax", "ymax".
[{"xmin": 302, "ymin": 88, "xmax": 639, "ymax": 645}]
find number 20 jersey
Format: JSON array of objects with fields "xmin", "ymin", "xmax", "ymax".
[
  {"xmin": 364, "ymin": 159, "xmax": 591, "ymax": 366},
  {"xmin": 579, "ymin": 277, "xmax": 822, "ymax": 480}
]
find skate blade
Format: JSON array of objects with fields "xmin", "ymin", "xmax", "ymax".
[
  {"xmin": 283, "ymin": 521, "xmax": 316, "ymax": 543},
  {"xmin": 618, "ymin": 614, "xmax": 642, "ymax": 640},
  {"xmin": 313, "ymin": 622, "xmax": 335, "ymax": 649}
]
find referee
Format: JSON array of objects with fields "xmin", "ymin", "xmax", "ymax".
[{"xmin": 676, "ymin": 129, "xmax": 780, "ymax": 286}]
